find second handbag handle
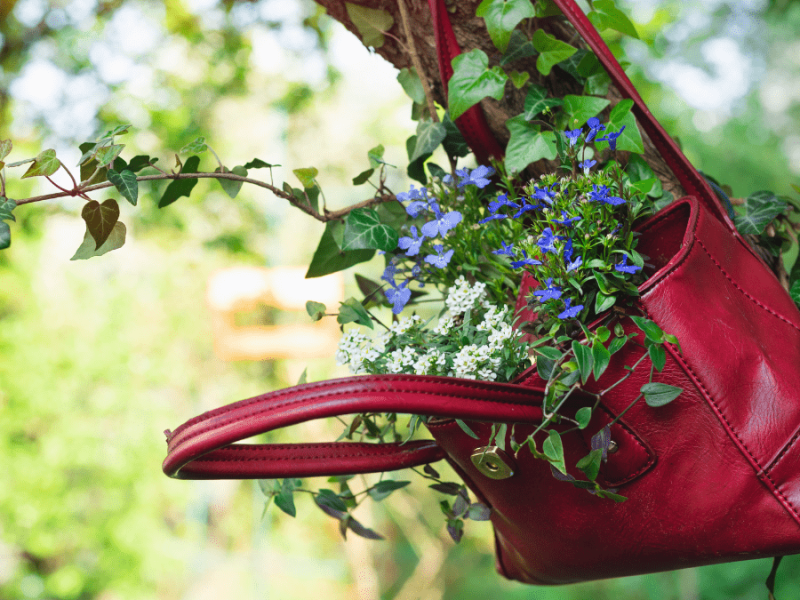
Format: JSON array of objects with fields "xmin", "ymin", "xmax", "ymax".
[{"xmin": 163, "ymin": 375, "xmax": 545, "ymax": 479}]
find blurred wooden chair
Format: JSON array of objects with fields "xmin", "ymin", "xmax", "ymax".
[{"xmin": 206, "ymin": 266, "xmax": 343, "ymax": 361}]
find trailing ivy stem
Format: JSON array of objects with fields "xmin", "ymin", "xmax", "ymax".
[
  {"xmin": 598, "ymin": 349, "xmax": 649, "ymax": 396},
  {"xmin": 530, "ymin": 382, "xmax": 580, "ymax": 441},
  {"xmin": 397, "ymin": 0, "xmax": 439, "ymax": 123}
]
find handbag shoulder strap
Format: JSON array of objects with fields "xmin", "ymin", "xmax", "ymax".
[{"xmin": 163, "ymin": 375, "xmax": 544, "ymax": 479}]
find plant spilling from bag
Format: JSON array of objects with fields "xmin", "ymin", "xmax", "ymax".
[{"xmin": 2, "ymin": 0, "xmax": 800, "ymax": 543}]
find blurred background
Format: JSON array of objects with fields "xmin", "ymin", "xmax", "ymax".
[{"xmin": 0, "ymin": 0, "xmax": 799, "ymax": 598}]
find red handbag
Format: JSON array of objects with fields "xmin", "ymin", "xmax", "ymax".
[{"xmin": 163, "ymin": 0, "xmax": 800, "ymax": 585}]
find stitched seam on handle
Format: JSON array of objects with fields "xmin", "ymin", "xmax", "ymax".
[{"xmin": 193, "ymin": 451, "xmax": 433, "ymax": 463}]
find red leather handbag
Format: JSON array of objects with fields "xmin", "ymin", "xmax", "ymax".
[{"xmin": 163, "ymin": 0, "xmax": 800, "ymax": 585}]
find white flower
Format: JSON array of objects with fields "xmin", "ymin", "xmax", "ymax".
[{"xmin": 445, "ymin": 276, "xmax": 487, "ymax": 315}]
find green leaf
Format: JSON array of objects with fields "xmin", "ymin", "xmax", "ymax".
[
  {"xmin": 448, "ymin": 49, "xmax": 508, "ymax": 121},
  {"xmin": 274, "ymin": 480, "xmax": 297, "ymax": 517},
  {"xmin": 592, "ymin": 339, "xmax": 611, "ymax": 380},
  {"xmin": 352, "ymin": 168, "xmax": 375, "ymax": 186},
  {"xmin": 107, "ymin": 169, "xmax": 139, "ymax": 206},
  {"xmin": 543, "ymin": 430, "xmax": 566, "ymax": 474},
  {"xmin": 500, "ymin": 29, "xmax": 537, "ymax": 66},
  {"xmin": 734, "ymin": 191, "xmax": 788, "ymax": 235},
  {"xmin": 126, "ymin": 155, "xmax": 156, "ymax": 173},
  {"xmin": 648, "ymin": 342, "xmax": 666, "ymax": 372},
  {"xmin": 608, "ymin": 335, "xmax": 627, "ymax": 355},
  {"xmin": 306, "ymin": 300, "xmax": 326, "ymax": 321},
  {"xmin": 81, "ymin": 199, "xmax": 120, "ymax": 249},
  {"xmin": 345, "ymin": 3, "xmax": 394, "ymax": 48},
  {"xmin": 243, "ymin": 158, "xmax": 278, "ymax": 170},
  {"xmin": 504, "ymin": 115, "xmax": 557, "ymax": 174},
  {"xmin": 588, "ymin": 0, "xmax": 639, "ymax": 39},
  {"xmin": 562, "ymin": 95, "xmax": 611, "ymax": 129},
  {"xmin": 215, "ymin": 165, "xmax": 248, "ymax": 199},
  {"xmin": 296, "ymin": 368, "xmax": 308, "ymax": 385},
  {"xmin": 0, "ymin": 139, "xmax": 11, "ymax": 161},
  {"xmin": 597, "ymin": 100, "xmax": 644, "ymax": 154},
  {"xmin": 293, "ymin": 167, "xmax": 318, "ymax": 189},
  {"xmin": 576, "ymin": 449, "xmax": 603, "ymax": 481},
  {"xmin": 536, "ymin": 345, "xmax": 563, "ymax": 360},
  {"xmin": 467, "ymin": 503, "xmax": 492, "ymax": 521},
  {"xmin": 346, "ymin": 516, "xmax": 385, "ymax": 540},
  {"xmin": 595, "ymin": 326, "xmax": 611, "ymax": 343},
  {"xmin": 509, "ymin": 70, "xmax": 530, "ymax": 89},
  {"xmin": 406, "ymin": 135, "xmax": 429, "ymax": 185},
  {"xmin": 21, "ymin": 149, "xmax": 60, "ymax": 178},
  {"xmin": 791, "ymin": 279, "xmax": 800, "ymax": 310},
  {"xmin": 641, "ymin": 382, "xmax": 682, "ymax": 407},
  {"xmin": 337, "ymin": 297, "xmax": 374, "ymax": 329},
  {"xmin": 571, "ymin": 340, "xmax": 594, "ymax": 384},
  {"xmin": 536, "ymin": 355, "xmax": 556, "ymax": 380},
  {"xmin": 412, "ymin": 120, "xmax": 447, "ymax": 162},
  {"xmin": 368, "ymin": 480, "xmax": 410, "ymax": 502},
  {"xmin": 455, "ymin": 419, "xmax": 479, "ymax": 439},
  {"xmin": 595, "ymin": 292, "xmax": 616, "ymax": 313},
  {"xmin": 397, "ymin": 67, "xmax": 425, "ymax": 105},
  {"xmin": 367, "ymin": 145, "xmax": 385, "ymax": 168},
  {"xmin": 442, "ymin": 115, "xmax": 470, "ymax": 158},
  {"xmin": 522, "ymin": 84, "xmax": 563, "ymax": 120},
  {"xmin": 576, "ymin": 406, "xmax": 592, "ymax": 430},
  {"xmin": 0, "ymin": 197, "xmax": 17, "ymax": 223},
  {"xmin": 158, "ymin": 155, "xmax": 200, "ymax": 208},
  {"xmin": 631, "ymin": 316, "xmax": 664, "ymax": 343},
  {"xmin": 306, "ymin": 221, "xmax": 375, "ymax": 278},
  {"xmin": 532, "ymin": 29, "xmax": 577, "ymax": 76},
  {"xmin": 70, "ymin": 221, "xmax": 126, "ymax": 260},
  {"xmin": 341, "ymin": 208, "xmax": 399, "ymax": 252},
  {"xmin": 0, "ymin": 221, "xmax": 9, "ymax": 251},
  {"xmin": 180, "ymin": 136, "xmax": 208, "ymax": 154},
  {"xmin": 596, "ymin": 490, "xmax": 628, "ymax": 502},
  {"xmin": 99, "ymin": 124, "xmax": 131, "ymax": 139},
  {"xmin": 94, "ymin": 144, "xmax": 124, "ymax": 168},
  {"xmin": 476, "ymin": 0, "xmax": 535, "ymax": 53}
]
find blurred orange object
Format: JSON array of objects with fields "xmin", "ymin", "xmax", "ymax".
[{"xmin": 206, "ymin": 266, "xmax": 343, "ymax": 361}]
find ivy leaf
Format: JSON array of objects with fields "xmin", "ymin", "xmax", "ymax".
[
  {"xmin": 448, "ymin": 49, "xmax": 508, "ymax": 121},
  {"xmin": 346, "ymin": 517, "xmax": 385, "ymax": 540},
  {"xmin": 442, "ymin": 115, "xmax": 470, "ymax": 158},
  {"xmin": 543, "ymin": 430, "xmax": 567, "ymax": 474},
  {"xmin": 367, "ymin": 145, "xmax": 385, "ymax": 168},
  {"xmin": 341, "ymin": 208, "xmax": 399, "ymax": 252},
  {"xmin": 70, "ymin": 221, "xmax": 126, "ymax": 260},
  {"xmin": 397, "ymin": 67, "xmax": 425, "ymax": 105},
  {"xmin": 368, "ymin": 480, "xmax": 410, "ymax": 502},
  {"xmin": 641, "ymin": 382, "xmax": 682, "ymax": 407},
  {"xmin": 180, "ymin": 137, "xmax": 208, "ymax": 155},
  {"xmin": 81, "ymin": 199, "xmax": 120, "ymax": 249},
  {"xmin": 305, "ymin": 221, "xmax": 375, "ymax": 278},
  {"xmin": 293, "ymin": 167, "xmax": 318, "ymax": 189},
  {"xmin": 411, "ymin": 120, "xmax": 446, "ymax": 162},
  {"xmin": 406, "ymin": 135, "xmax": 430, "ymax": 185},
  {"xmin": 107, "ymin": 169, "xmax": 139, "ymax": 206},
  {"xmin": 21, "ymin": 149, "xmax": 60, "ymax": 179},
  {"xmin": 476, "ymin": 0, "xmax": 536, "ymax": 53},
  {"xmin": 576, "ymin": 449, "xmax": 603, "ymax": 481},
  {"xmin": 532, "ymin": 29, "xmax": 577, "ymax": 76},
  {"xmin": 306, "ymin": 300, "xmax": 326, "ymax": 321},
  {"xmin": 0, "ymin": 197, "xmax": 17, "ymax": 223},
  {"xmin": 504, "ymin": 115, "xmax": 557, "ymax": 174},
  {"xmin": 158, "ymin": 155, "xmax": 200, "ymax": 208},
  {"xmin": 509, "ymin": 70, "xmax": 530, "ymax": 89},
  {"xmin": 588, "ymin": 0, "xmax": 639, "ymax": 39},
  {"xmin": 243, "ymin": 158, "xmax": 278, "ymax": 170},
  {"xmin": 522, "ymin": 84, "xmax": 563, "ymax": 120},
  {"xmin": 562, "ymin": 95, "xmax": 610, "ymax": 129},
  {"xmin": 337, "ymin": 297, "xmax": 374, "ymax": 329},
  {"xmin": 571, "ymin": 340, "xmax": 594, "ymax": 384},
  {"xmin": 345, "ymin": 3, "xmax": 393, "ymax": 48},
  {"xmin": 99, "ymin": 124, "xmax": 131, "ymax": 139},
  {"xmin": 500, "ymin": 29, "xmax": 537, "ymax": 66},
  {"xmin": 94, "ymin": 144, "xmax": 124, "ymax": 168},
  {"xmin": 351, "ymin": 169, "xmax": 374, "ymax": 186},
  {"xmin": 791, "ymin": 279, "xmax": 800, "ymax": 310},
  {"xmin": 0, "ymin": 139, "xmax": 11, "ymax": 162},
  {"xmin": 597, "ymin": 100, "xmax": 644, "ymax": 154},
  {"xmin": 215, "ymin": 165, "xmax": 248, "ymax": 199},
  {"xmin": 126, "ymin": 155, "xmax": 157, "ymax": 173},
  {"xmin": 734, "ymin": 191, "xmax": 788, "ymax": 235},
  {"xmin": 274, "ymin": 479, "xmax": 297, "ymax": 517},
  {"xmin": 0, "ymin": 221, "xmax": 10, "ymax": 251}
]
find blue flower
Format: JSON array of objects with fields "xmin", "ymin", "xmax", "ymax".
[
  {"xmin": 396, "ymin": 184, "xmax": 424, "ymax": 203},
  {"xmin": 566, "ymin": 256, "xmax": 583, "ymax": 272},
  {"xmin": 510, "ymin": 250, "xmax": 542, "ymax": 269},
  {"xmin": 558, "ymin": 298, "xmax": 584, "ymax": 319},
  {"xmin": 533, "ymin": 278, "xmax": 562, "ymax": 302},
  {"xmin": 381, "ymin": 261, "xmax": 399, "ymax": 284},
  {"xmin": 492, "ymin": 241, "xmax": 515, "ymax": 257},
  {"xmin": 405, "ymin": 200, "xmax": 429, "ymax": 218},
  {"xmin": 398, "ymin": 225, "xmax": 425, "ymax": 257},
  {"xmin": 585, "ymin": 117, "xmax": 606, "ymax": 142},
  {"xmin": 488, "ymin": 193, "xmax": 519, "ymax": 214},
  {"xmin": 457, "ymin": 165, "xmax": 495, "ymax": 189},
  {"xmin": 537, "ymin": 227, "xmax": 560, "ymax": 254},
  {"xmin": 532, "ymin": 185, "xmax": 557, "ymax": 206},
  {"xmin": 386, "ymin": 279, "xmax": 411, "ymax": 314},
  {"xmin": 614, "ymin": 254, "xmax": 641, "ymax": 274},
  {"xmin": 442, "ymin": 174, "xmax": 454, "ymax": 185},
  {"xmin": 554, "ymin": 211, "xmax": 581, "ymax": 226},
  {"xmin": 513, "ymin": 200, "xmax": 542, "ymax": 219},
  {"xmin": 424, "ymin": 244, "xmax": 455, "ymax": 269},
  {"xmin": 564, "ymin": 128, "xmax": 582, "ymax": 147},
  {"xmin": 479, "ymin": 213, "xmax": 507, "ymax": 224},
  {"xmin": 588, "ymin": 184, "xmax": 624, "ymax": 206},
  {"xmin": 597, "ymin": 126, "xmax": 626, "ymax": 150},
  {"xmin": 421, "ymin": 202, "xmax": 462, "ymax": 238},
  {"xmin": 578, "ymin": 159, "xmax": 596, "ymax": 175}
]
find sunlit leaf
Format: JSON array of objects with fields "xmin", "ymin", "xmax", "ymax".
[
  {"xmin": 341, "ymin": 208, "xmax": 399, "ymax": 252},
  {"xmin": 70, "ymin": 221, "xmax": 126, "ymax": 260},
  {"xmin": 180, "ymin": 137, "xmax": 208, "ymax": 155},
  {"xmin": 94, "ymin": 144, "xmax": 124, "ymax": 168},
  {"xmin": 215, "ymin": 165, "xmax": 248, "ymax": 198},
  {"xmin": 588, "ymin": 0, "xmax": 639, "ymax": 39},
  {"xmin": 532, "ymin": 29, "xmax": 577, "ymax": 76},
  {"xmin": 293, "ymin": 167, "xmax": 318, "ymax": 189},
  {"xmin": 306, "ymin": 301, "xmax": 326, "ymax": 321},
  {"xmin": 476, "ymin": 0, "xmax": 535, "ymax": 53},
  {"xmin": 411, "ymin": 120, "xmax": 446, "ymax": 162},
  {"xmin": 337, "ymin": 297, "xmax": 374, "ymax": 329},
  {"xmin": 397, "ymin": 67, "xmax": 425, "ymax": 105},
  {"xmin": 81, "ymin": 199, "xmax": 120, "ymax": 249},
  {"xmin": 345, "ymin": 3, "xmax": 394, "ymax": 48},
  {"xmin": 0, "ymin": 139, "xmax": 11, "ymax": 162},
  {"xmin": 562, "ymin": 95, "xmax": 610, "ymax": 129},
  {"xmin": 21, "ymin": 149, "xmax": 60, "ymax": 179},
  {"xmin": 504, "ymin": 115, "xmax": 557, "ymax": 174},
  {"xmin": 448, "ymin": 49, "xmax": 508, "ymax": 121},
  {"xmin": 0, "ymin": 221, "xmax": 9, "ymax": 251}
]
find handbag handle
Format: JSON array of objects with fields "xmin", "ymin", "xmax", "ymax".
[
  {"xmin": 427, "ymin": 0, "xmax": 735, "ymax": 233},
  {"xmin": 163, "ymin": 375, "xmax": 545, "ymax": 479}
]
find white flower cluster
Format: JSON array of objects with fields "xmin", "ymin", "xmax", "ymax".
[{"xmin": 335, "ymin": 278, "xmax": 529, "ymax": 382}]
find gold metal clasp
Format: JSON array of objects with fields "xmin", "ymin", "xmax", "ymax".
[{"xmin": 470, "ymin": 446, "xmax": 515, "ymax": 480}]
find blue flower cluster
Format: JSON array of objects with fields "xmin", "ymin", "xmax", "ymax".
[{"xmin": 384, "ymin": 166, "xmax": 495, "ymax": 314}]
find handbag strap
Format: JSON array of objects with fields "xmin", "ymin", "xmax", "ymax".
[{"xmin": 163, "ymin": 375, "xmax": 545, "ymax": 479}]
